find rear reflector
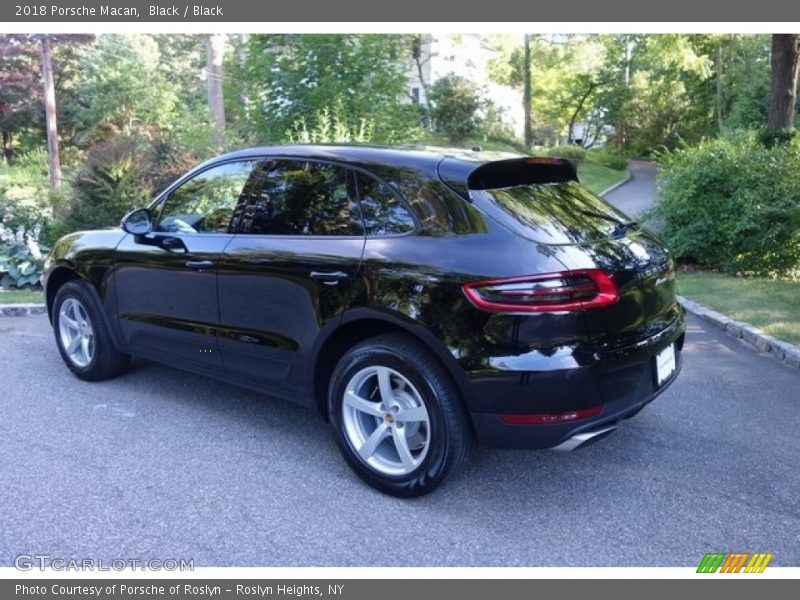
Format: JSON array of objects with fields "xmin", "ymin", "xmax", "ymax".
[
  {"xmin": 499, "ymin": 406, "xmax": 603, "ymax": 425},
  {"xmin": 462, "ymin": 269, "xmax": 618, "ymax": 314}
]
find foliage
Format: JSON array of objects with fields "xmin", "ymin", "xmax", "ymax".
[
  {"xmin": 545, "ymin": 145, "xmax": 587, "ymax": 162},
  {"xmin": 0, "ymin": 35, "xmax": 42, "ymax": 164},
  {"xmin": 0, "ymin": 239, "xmax": 47, "ymax": 288},
  {"xmin": 585, "ymin": 147, "xmax": 628, "ymax": 170},
  {"xmin": 652, "ymin": 132, "xmax": 800, "ymax": 277},
  {"xmin": 428, "ymin": 75, "xmax": 484, "ymax": 144},
  {"xmin": 286, "ymin": 102, "xmax": 374, "ymax": 144},
  {"xmin": 76, "ymin": 35, "xmax": 180, "ymax": 141},
  {"xmin": 241, "ymin": 34, "xmax": 421, "ymax": 144},
  {"xmin": 0, "ymin": 217, "xmax": 47, "ymax": 289},
  {"xmin": 68, "ymin": 135, "xmax": 198, "ymax": 231}
]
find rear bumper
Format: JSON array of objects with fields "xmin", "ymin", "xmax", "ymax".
[{"xmin": 467, "ymin": 309, "xmax": 685, "ymax": 449}]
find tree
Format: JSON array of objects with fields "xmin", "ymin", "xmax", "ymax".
[
  {"xmin": 428, "ymin": 75, "xmax": 483, "ymax": 144},
  {"xmin": 0, "ymin": 35, "xmax": 40, "ymax": 164},
  {"xmin": 766, "ymin": 34, "xmax": 800, "ymax": 134},
  {"xmin": 76, "ymin": 35, "xmax": 179, "ymax": 141},
  {"xmin": 241, "ymin": 34, "xmax": 418, "ymax": 143},
  {"xmin": 205, "ymin": 34, "xmax": 226, "ymax": 148}
]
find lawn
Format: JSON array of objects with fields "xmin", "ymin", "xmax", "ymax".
[
  {"xmin": 577, "ymin": 162, "xmax": 629, "ymax": 195},
  {"xmin": 677, "ymin": 272, "xmax": 800, "ymax": 345},
  {"xmin": 0, "ymin": 288, "xmax": 44, "ymax": 304}
]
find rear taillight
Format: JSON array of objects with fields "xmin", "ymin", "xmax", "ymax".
[{"xmin": 462, "ymin": 269, "xmax": 618, "ymax": 314}]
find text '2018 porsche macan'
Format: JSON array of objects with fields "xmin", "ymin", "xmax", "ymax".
[{"xmin": 43, "ymin": 145, "xmax": 685, "ymax": 496}]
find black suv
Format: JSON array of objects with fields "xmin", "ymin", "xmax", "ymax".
[{"xmin": 43, "ymin": 145, "xmax": 684, "ymax": 496}]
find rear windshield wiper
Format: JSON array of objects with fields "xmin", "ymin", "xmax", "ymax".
[{"xmin": 576, "ymin": 208, "xmax": 637, "ymax": 237}]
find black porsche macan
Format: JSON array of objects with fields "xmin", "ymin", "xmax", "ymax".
[{"xmin": 43, "ymin": 145, "xmax": 685, "ymax": 496}]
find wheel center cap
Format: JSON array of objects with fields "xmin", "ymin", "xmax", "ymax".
[{"xmin": 384, "ymin": 413, "xmax": 395, "ymax": 424}]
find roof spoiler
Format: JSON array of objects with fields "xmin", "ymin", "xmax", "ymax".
[{"xmin": 467, "ymin": 157, "xmax": 578, "ymax": 190}]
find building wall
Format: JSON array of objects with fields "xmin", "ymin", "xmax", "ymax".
[{"xmin": 405, "ymin": 34, "xmax": 525, "ymax": 140}]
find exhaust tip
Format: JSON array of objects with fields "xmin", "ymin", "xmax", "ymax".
[{"xmin": 551, "ymin": 424, "xmax": 618, "ymax": 451}]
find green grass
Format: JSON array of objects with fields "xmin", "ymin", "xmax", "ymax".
[
  {"xmin": 578, "ymin": 162, "xmax": 629, "ymax": 195},
  {"xmin": 0, "ymin": 288, "xmax": 44, "ymax": 304},
  {"xmin": 677, "ymin": 272, "xmax": 800, "ymax": 345}
]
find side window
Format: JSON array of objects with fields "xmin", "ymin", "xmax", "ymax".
[
  {"xmin": 155, "ymin": 160, "xmax": 258, "ymax": 234},
  {"xmin": 356, "ymin": 172, "xmax": 415, "ymax": 236},
  {"xmin": 240, "ymin": 160, "xmax": 362, "ymax": 236}
]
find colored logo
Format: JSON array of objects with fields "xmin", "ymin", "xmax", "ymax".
[{"xmin": 697, "ymin": 553, "xmax": 773, "ymax": 573}]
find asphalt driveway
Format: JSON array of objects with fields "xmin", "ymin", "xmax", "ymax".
[
  {"xmin": 604, "ymin": 160, "xmax": 659, "ymax": 217},
  {"xmin": 1, "ymin": 313, "xmax": 798, "ymax": 566}
]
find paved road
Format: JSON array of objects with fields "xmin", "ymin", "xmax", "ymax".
[
  {"xmin": 1, "ymin": 314, "xmax": 798, "ymax": 567},
  {"xmin": 604, "ymin": 160, "xmax": 659, "ymax": 218}
]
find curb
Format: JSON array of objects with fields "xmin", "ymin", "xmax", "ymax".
[
  {"xmin": 678, "ymin": 295, "xmax": 800, "ymax": 371},
  {"xmin": 0, "ymin": 303, "xmax": 47, "ymax": 317},
  {"xmin": 599, "ymin": 169, "xmax": 632, "ymax": 197}
]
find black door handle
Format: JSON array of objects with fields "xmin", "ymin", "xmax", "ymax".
[
  {"xmin": 310, "ymin": 270, "xmax": 348, "ymax": 285},
  {"xmin": 185, "ymin": 260, "xmax": 214, "ymax": 271}
]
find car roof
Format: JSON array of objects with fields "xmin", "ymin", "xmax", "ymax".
[{"xmin": 199, "ymin": 144, "xmax": 521, "ymax": 178}]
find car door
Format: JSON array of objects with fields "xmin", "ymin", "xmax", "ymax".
[
  {"xmin": 113, "ymin": 159, "xmax": 261, "ymax": 373},
  {"xmin": 217, "ymin": 159, "xmax": 367, "ymax": 401}
]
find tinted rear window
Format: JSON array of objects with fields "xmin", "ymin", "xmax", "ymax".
[{"xmin": 474, "ymin": 181, "xmax": 631, "ymax": 244}]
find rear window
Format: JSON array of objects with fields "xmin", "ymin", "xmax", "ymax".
[{"xmin": 473, "ymin": 181, "xmax": 632, "ymax": 244}]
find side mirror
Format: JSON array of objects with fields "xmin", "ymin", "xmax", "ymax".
[{"xmin": 121, "ymin": 208, "xmax": 152, "ymax": 236}]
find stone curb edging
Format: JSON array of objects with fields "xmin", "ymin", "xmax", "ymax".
[
  {"xmin": 598, "ymin": 168, "xmax": 633, "ymax": 197},
  {"xmin": 0, "ymin": 303, "xmax": 47, "ymax": 317},
  {"xmin": 678, "ymin": 295, "xmax": 800, "ymax": 371}
]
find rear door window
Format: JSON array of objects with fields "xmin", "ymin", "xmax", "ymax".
[{"xmin": 234, "ymin": 160, "xmax": 363, "ymax": 237}]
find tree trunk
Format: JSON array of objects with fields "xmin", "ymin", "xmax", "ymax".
[
  {"xmin": 411, "ymin": 34, "xmax": 433, "ymax": 117},
  {"xmin": 767, "ymin": 34, "xmax": 800, "ymax": 133},
  {"xmin": 237, "ymin": 33, "xmax": 250, "ymax": 122},
  {"xmin": 616, "ymin": 37, "xmax": 632, "ymax": 150},
  {"xmin": 2, "ymin": 131, "xmax": 15, "ymax": 165},
  {"xmin": 567, "ymin": 82, "xmax": 596, "ymax": 146},
  {"xmin": 716, "ymin": 41, "xmax": 724, "ymax": 131},
  {"xmin": 523, "ymin": 34, "xmax": 533, "ymax": 149},
  {"xmin": 205, "ymin": 34, "xmax": 226, "ymax": 148},
  {"xmin": 41, "ymin": 35, "xmax": 61, "ymax": 190}
]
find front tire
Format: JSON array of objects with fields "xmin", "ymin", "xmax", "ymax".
[
  {"xmin": 328, "ymin": 333, "xmax": 471, "ymax": 497},
  {"xmin": 53, "ymin": 280, "xmax": 129, "ymax": 381}
]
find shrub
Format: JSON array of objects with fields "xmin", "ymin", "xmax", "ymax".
[
  {"xmin": 586, "ymin": 148, "xmax": 628, "ymax": 170},
  {"xmin": 0, "ymin": 221, "xmax": 47, "ymax": 289},
  {"xmin": 0, "ymin": 152, "xmax": 52, "ymax": 288},
  {"xmin": 428, "ymin": 75, "xmax": 484, "ymax": 145},
  {"xmin": 67, "ymin": 135, "xmax": 198, "ymax": 231},
  {"xmin": 286, "ymin": 102, "xmax": 375, "ymax": 144},
  {"xmin": 652, "ymin": 132, "xmax": 800, "ymax": 278},
  {"xmin": 545, "ymin": 145, "xmax": 586, "ymax": 162}
]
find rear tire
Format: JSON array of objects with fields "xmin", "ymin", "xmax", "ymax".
[
  {"xmin": 53, "ymin": 280, "xmax": 129, "ymax": 381},
  {"xmin": 328, "ymin": 333, "xmax": 471, "ymax": 497}
]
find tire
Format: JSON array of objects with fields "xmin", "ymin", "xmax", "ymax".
[
  {"xmin": 328, "ymin": 333, "xmax": 471, "ymax": 497},
  {"xmin": 52, "ymin": 279, "xmax": 129, "ymax": 381}
]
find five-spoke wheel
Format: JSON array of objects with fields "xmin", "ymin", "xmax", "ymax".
[
  {"xmin": 329, "ymin": 333, "xmax": 471, "ymax": 497},
  {"xmin": 342, "ymin": 366, "xmax": 431, "ymax": 476},
  {"xmin": 57, "ymin": 297, "xmax": 95, "ymax": 368},
  {"xmin": 52, "ymin": 280, "xmax": 129, "ymax": 380}
]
